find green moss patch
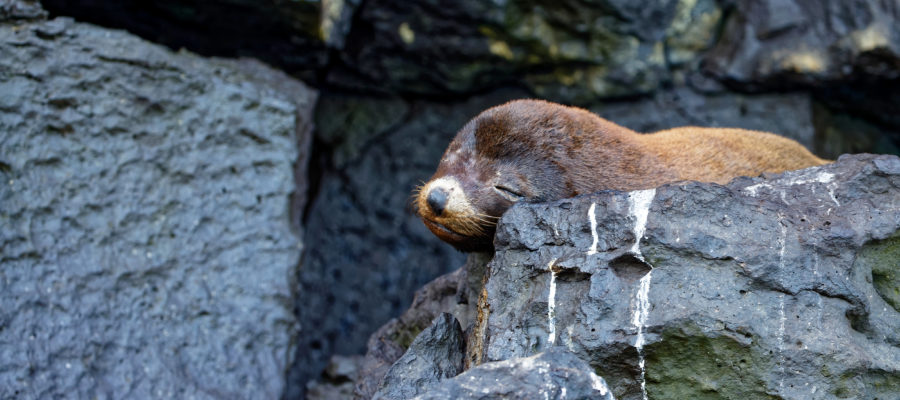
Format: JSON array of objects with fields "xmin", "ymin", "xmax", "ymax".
[
  {"xmin": 857, "ymin": 233, "xmax": 900, "ymax": 312},
  {"xmin": 645, "ymin": 325, "xmax": 778, "ymax": 400}
]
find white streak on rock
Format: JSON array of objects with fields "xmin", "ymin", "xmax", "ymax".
[
  {"xmin": 632, "ymin": 271, "xmax": 653, "ymax": 400},
  {"xmin": 587, "ymin": 202, "xmax": 598, "ymax": 255},
  {"xmin": 589, "ymin": 372, "xmax": 612, "ymax": 396},
  {"xmin": 547, "ymin": 258, "xmax": 559, "ymax": 346},
  {"xmin": 628, "ymin": 189, "xmax": 656, "ymax": 261},
  {"xmin": 778, "ymin": 218, "xmax": 787, "ymax": 391},
  {"xmin": 743, "ymin": 170, "xmax": 839, "ymax": 207}
]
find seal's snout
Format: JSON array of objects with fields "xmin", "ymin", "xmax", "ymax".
[
  {"xmin": 426, "ymin": 187, "xmax": 448, "ymax": 216},
  {"xmin": 416, "ymin": 174, "xmax": 495, "ymax": 251}
]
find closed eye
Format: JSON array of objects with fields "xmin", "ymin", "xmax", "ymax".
[{"xmin": 494, "ymin": 185, "xmax": 524, "ymax": 202}]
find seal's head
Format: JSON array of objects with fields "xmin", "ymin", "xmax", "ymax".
[
  {"xmin": 415, "ymin": 99, "xmax": 589, "ymax": 252},
  {"xmin": 416, "ymin": 99, "xmax": 831, "ymax": 252}
]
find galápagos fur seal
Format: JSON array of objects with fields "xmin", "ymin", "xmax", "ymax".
[{"xmin": 415, "ymin": 99, "xmax": 828, "ymax": 251}]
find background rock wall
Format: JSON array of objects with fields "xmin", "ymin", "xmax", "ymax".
[
  {"xmin": 0, "ymin": 4, "xmax": 314, "ymax": 398},
  {"xmin": 5, "ymin": 0, "xmax": 900, "ymax": 398}
]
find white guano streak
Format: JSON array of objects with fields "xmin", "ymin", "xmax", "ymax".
[
  {"xmin": 589, "ymin": 372, "xmax": 612, "ymax": 396},
  {"xmin": 629, "ymin": 189, "xmax": 656, "ymax": 261},
  {"xmin": 633, "ymin": 271, "xmax": 652, "ymax": 400},
  {"xmin": 778, "ymin": 219, "xmax": 787, "ymax": 390},
  {"xmin": 587, "ymin": 202, "xmax": 598, "ymax": 255},
  {"xmin": 625, "ymin": 188, "xmax": 657, "ymax": 400},
  {"xmin": 743, "ymin": 171, "xmax": 840, "ymax": 206},
  {"xmin": 547, "ymin": 258, "xmax": 559, "ymax": 346}
]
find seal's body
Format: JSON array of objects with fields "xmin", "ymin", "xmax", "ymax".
[{"xmin": 415, "ymin": 99, "xmax": 828, "ymax": 251}]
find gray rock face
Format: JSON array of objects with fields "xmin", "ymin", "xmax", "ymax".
[
  {"xmin": 372, "ymin": 313, "xmax": 464, "ymax": 400},
  {"xmin": 475, "ymin": 154, "xmax": 900, "ymax": 399},
  {"xmin": 0, "ymin": 10, "xmax": 313, "ymax": 400},
  {"xmin": 413, "ymin": 347, "xmax": 615, "ymax": 400}
]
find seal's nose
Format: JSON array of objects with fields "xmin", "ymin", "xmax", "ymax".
[{"xmin": 426, "ymin": 187, "xmax": 449, "ymax": 216}]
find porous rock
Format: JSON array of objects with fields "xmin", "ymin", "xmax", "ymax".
[
  {"xmin": 413, "ymin": 347, "xmax": 615, "ymax": 400},
  {"xmin": 0, "ymin": 10, "xmax": 313, "ymax": 399},
  {"xmin": 478, "ymin": 153, "xmax": 900, "ymax": 399}
]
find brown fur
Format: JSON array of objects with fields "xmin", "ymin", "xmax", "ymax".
[{"xmin": 416, "ymin": 99, "xmax": 828, "ymax": 251}]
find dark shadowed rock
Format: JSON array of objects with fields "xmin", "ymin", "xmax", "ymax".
[
  {"xmin": 354, "ymin": 256, "xmax": 479, "ymax": 400},
  {"xmin": 40, "ymin": 0, "xmax": 327, "ymax": 82},
  {"xmin": 0, "ymin": 12, "xmax": 312, "ymax": 399},
  {"xmin": 413, "ymin": 347, "xmax": 615, "ymax": 400},
  {"xmin": 591, "ymin": 87, "xmax": 816, "ymax": 149},
  {"xmin": 475, "ymin": 154, "xmax": 900, "ymax": 399},
  {"xmin": 707, "ymin": 0, "xmax": 900, "ymax": 85},
  {"xmin": 292, "ymin": 90, "xmax": 526, "ymax": 396},
  {"xmin": 306, "ymin": 355, "xmax": 366, "ymax": 400},
  {"xmin": 705, "ymin": 0, "xmax": 900, "ymax": 130},
  {"xmin": 372, "ymin": 313, "xmax": 465, "ymax": 400},
  {"xmin": 332, "ymin": 0, "xmax": 722, "ymax": 102}
]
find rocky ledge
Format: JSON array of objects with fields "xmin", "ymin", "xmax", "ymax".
[{"xmin": 362, "ymin": 153, "xmax": 900, "ymax": 399}]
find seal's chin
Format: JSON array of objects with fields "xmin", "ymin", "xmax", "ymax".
[
  {"xmin": 421, "ymin": 218, "xmax": 470, "ymax": 241},
  {"xmin": 421, "ymin": 218, "xmax": 494, "ymax": 252}
]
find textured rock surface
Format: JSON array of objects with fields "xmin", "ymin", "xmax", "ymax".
[
  {"xmin": 475, "ymin": 154, "xmax": 900, "ymax": 399},
  {"xmin": 0, "ymin": 8, "xmax": 312, "ymax": 399},
  {"xmin": 413, "ymin": 347, "xmax": 615, "ymax": 400},
  {"xmin": 372, "ymin": 313, "xmax": 465, "ymax": 400},
  {"xmin": 706, "ymin": 0, "xmax": 900, "ymax": 85},
  {"xmin": 704, "ymin": 0, "xmax": 900, "ymax": 131}
]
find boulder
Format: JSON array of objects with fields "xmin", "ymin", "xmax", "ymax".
[
  {"xmin": 477, "ymin": 153, "xmax": 900, "ymax": 399},
  {"xmin": 414, "ymin": 347, "xmax": 615, "ymax": 400},
  {"xmin": 0, "ymin": 7, "xmax": 313, "ymax": 398}
]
